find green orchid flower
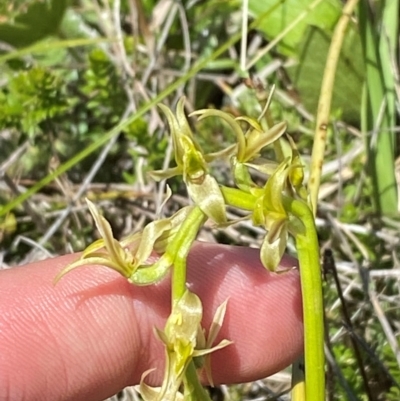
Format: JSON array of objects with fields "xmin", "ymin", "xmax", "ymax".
[
  {"xmin": 252, "ymin": 158, "xmax": 291, "ymax": 271},
  {"xmin": 138, "ymin": 290, "xmax": 231, "ymax": 401},
  {"xmin": 286, "ymin": 135, "xmax": 308, "ymax": 200},
  {"xmin": 150, "ymin": 98, "xmax": 227, "ymax": 225},
  {"xmin": 251, "ymin": 151, "xmax": 307, "ymax": 271},
  {"xmin": 194, "ymin": 298, "xmax": 230, "ymax": 386},
  {"xmin": 190, "ymin": 108, "xmax": 286, "ymax": 192},
  {"xmin": 55, "ymin": 199, "xmax": 195, "ymax": 286}
]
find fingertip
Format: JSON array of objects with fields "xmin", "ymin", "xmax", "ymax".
[
  {"xmin": 0, "ymin": 244, "xmax": 303, "ymax": 400},
  {"xmin": 0, "ymin": 256, "xmax": 158, "ymax": 401},
  {"xmin": 187, "ymin": 243, "xmax": 303, "ymax": 384}
]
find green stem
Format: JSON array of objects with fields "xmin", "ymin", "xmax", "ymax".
[
  {"xmin": 165, "ymin": 206, "xmax": 207, "ymax": 303},
  {"xmin": 283, "ymin": 196, "xmax": 325, "ymax": 400},
  {"xmin": 220, "ymin": 186, "xmax": 256, "ymax": 210},
  {"xmin": 184, "ymin": 361, "xmax": 213, "ymax": 401},
  {"xmin": 222, "ymin": 185, "xmax": 325, "ymax": 399},
  {"xmin": 164, "ymin": 206, "xmax": 210, "ymax": 400}
]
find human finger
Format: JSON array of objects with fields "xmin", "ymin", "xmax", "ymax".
[{"xmin": 0, "ymin": 243, "xmax": 302, "ymax": 401}]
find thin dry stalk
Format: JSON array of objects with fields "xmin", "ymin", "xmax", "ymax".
[{"xmin": 308, "ymin": 0, "xmax": 360, "ymax": 215}]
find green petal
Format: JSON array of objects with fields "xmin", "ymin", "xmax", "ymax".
[
  {"xmin": 235, "ymin": 115, "xmax": 263, "ymax": 131},
  {"xmin": 154, "ymin": 327, "xmax": 169, "ymax": 345},
  {"xmin": 252, "ymin": 195, "xmax": 266, "ymax": 227},
  {"xmin": 192, "ymin": 339, "xmax": 232, "ymax": 358},
  {"xmin": 165, "ymin": 290, "xmax": 202, "ymax": 346},
  {"xmin": 135, "ymin": 218, "xmax": 173, "ymax": 264},
  {"xmin": 287, "ymin": 136, "xmax": 305, "ymax": 191},
  {"xmin": 152, "ymin": 206, "xmax": 195, "ymax": 253},
  {"xmin": 265, "ymin": 218, "xmax": 286, "ymax": 243},
  {"xmin": 201, "ymin": 298, "xmax": 231, "ymax": 387},
  {"xmin": 158, "ymin": 102, "xmax": 184, "ymax": 168},
  {"xmin": 176, "ymin": 96, "xmax": 195, "ymax": 140},
  {"xmin": 243, "ymin": 121, "xmax": 286, "ymax": 163},
  {"xmin": 138, "ymin": 381, "xmax": 160, "ymax": 401},
  {"xmin": 244, "ymin": 158, "xmax": 278, "ymax": 175},
  {"xmin": 288, "ymin": 213, "xmax": 306, "ymax": 237},
  {"xmin": 263, "ymin": 158, "xmax": 290, "ymax": 217},
  {"xmin": 196, "ymin": 327, "xmax": 207, "ymax": 351},
  {"xmin": 129, "ymin": 253, "xmax": 172, "ymax": 285},
  {"xmin": 186, "ymin": 174, "xmax": 227, "ymax": 224},
  {"xmin": 260, "ymin": 224, "xmax": 288, "ymax": 271},
  {"xmin": 54, "ymin": 256, "xmax": 128, "ymax": 283},
  {"xmin": 86, "ymin": 199, "xmax": 128, "ymax": 268},
  {"xmin": 148, "ymin": 166, "xmax": 182, "ymax": 181},
  {"xmin": 205, "ymin": 143, "xmax": 237, "ymax": 161},
  {"xmin": 137, "ymin": 369, "xmax": 186, "ymax": 401},
  {"xmin": 181, "ymin": 135, "xmax": 208, "ymax": 185},
  {"xmin": 148, "ymin": 290, "xmax": 203, "ymax": 400},
  {"xmin": 191, "ymin": 109, "xmax": 246, "ymax": 162},
  {"xmin": 156, "ymin": 184, "xmax": 172, "ymax": 215},
  {"xmin": 231, "ymin": 157, "xmax": 256, "ymax": 192},
  {"xmin": 206, "ymin": 299, "xmax": 229, "ymax": 347},
  {"xmin": 81, "ymin": 238, "xmax": 106, "ymax": 256}
]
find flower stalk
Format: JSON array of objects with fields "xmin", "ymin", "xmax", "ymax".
[{"xmin": 55, "ymin": 97, "xmax": 325, "ymax": 400}]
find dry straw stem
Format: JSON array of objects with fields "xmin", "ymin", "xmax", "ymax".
[{"xmin": 308, "ymin": 0, "xmax": 360, "ymax": 216}]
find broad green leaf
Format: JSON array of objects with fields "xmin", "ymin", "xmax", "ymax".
[
  {"xmin": 249, "ymin": 0, "xmax": 341, "ymax": 56},
  {"xmin": 289, "ymin": 24, "xmax": 364, "ymax": 123},
  {"xmin": 0, "ymin": 0, "xmax": 68, "ymax": 48}
]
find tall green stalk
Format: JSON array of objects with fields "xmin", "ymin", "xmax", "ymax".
[
  {"xmin": 222, "ymin": 188, "xmax": 325, "ymax": 400},
  {"xmin": 283, "ymin": 197, "xmax": 325, "ymax": 400},
  {"xmin": 359, "ymin": 0, "xmax": 398, "ymax": 215}
]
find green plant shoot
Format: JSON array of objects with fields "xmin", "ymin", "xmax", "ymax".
[{"xmin": 55, "ymin": 97, "xmax": 325, "ymax": 400}]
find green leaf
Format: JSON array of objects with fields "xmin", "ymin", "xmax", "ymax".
[
  {"xmin": 249, "ymin": 0, "xmax": 341, "ymax": 56},
  {"xmin": 0, "ymin": 0, "xmax": 68, "ymax": 48},
  {"xmin": 289, "ymin": 24, "xmax": 364, "ymax": 123}
]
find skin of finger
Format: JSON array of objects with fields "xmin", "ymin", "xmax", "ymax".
[{"xmin": 0, "ymin": 243, "xmax": 303, "ymax": 401}]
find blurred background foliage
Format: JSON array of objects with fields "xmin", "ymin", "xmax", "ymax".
[{"xmin": 0, "ymin": 0, "xmax": 399, "ymax": 400}]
